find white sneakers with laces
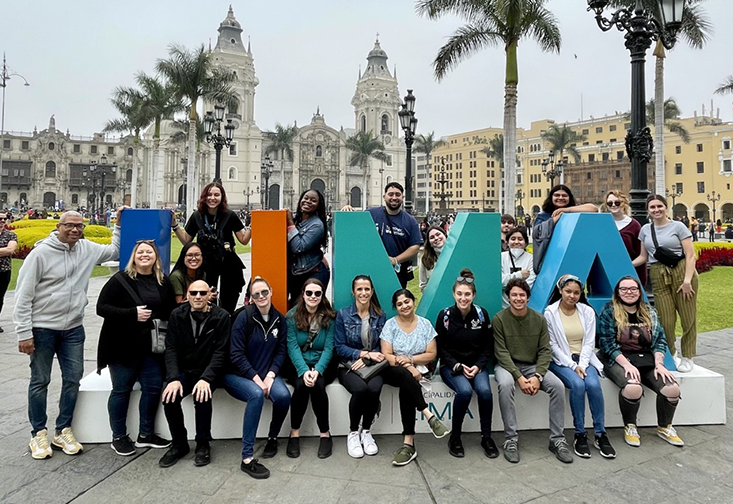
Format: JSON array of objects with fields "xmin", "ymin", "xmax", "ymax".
[
  {"xmin": 360, "ymin": 430, "xmax": 378, "ymax": 456},
  {"xmin": 347, "ymin": 431, "xmax": 364, "ymax": 458},
  {"xmin": 51, "ymin": 427, "xmax": 83, "ymax": 455},
  {"xmin": 29, "ymin": 429, "xmax": 53, "ymax": 460}
]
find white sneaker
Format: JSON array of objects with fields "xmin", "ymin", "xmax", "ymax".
[
  {"xmin": 29, "ymin": 429, "xmax": 53, "ymax": 460},
  {"xmin": 360, "ymin": 430, "xmax": 378, "ymax": 456},
  {"xmin": 52, "ymin": 427, "xmax": 83, "ymax": 455},
  {"xmin": 347, "ymin": 431, "xmax": 364, "ymax": 458},
  {"xmin": 677, "ymin": 357, "xmax": 694, "ymax": 373},
  {"xmin": 672, "ymin": 352, "xmax": 681, "ymax": 367}
]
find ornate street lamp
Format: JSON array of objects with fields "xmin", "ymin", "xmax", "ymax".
[
  {"xmin": 587, "ymin": 0, "xmax": 684, "ymax": 224},
  {"xmin": 707, "ymin": 190, "xmax": 721, "ymax": 242},
  {"xmin": 204, "ymin": 102, "xmax": 235, "ymax": 183},
  {"xmin": 665, "ymin": 187, "xmax": 681, "ymax": 214},
  {"xmin": 260, "ymin": 155, "xmax": 274, "ymax": 209},
  {"xmin": 434, "ymin": 156, "xmax": 450, "ymax": 213},
  {"xmin": 398, "ymin": 89, "xmax": 417, "ymax": 214},
  {"xmin": 243, "ymin": 188, "xmax": 255, "ymax": 211},
  {"xmin": 515, "ymin": 189, "xmax": 525, "ymax": 217},
  {"xmin": 0, "ymin": 54, "xmax": 30, "ymax": 199},
  {"xmin": 541, "ymin": 151, "xmax": 564, "ymax": 188}
]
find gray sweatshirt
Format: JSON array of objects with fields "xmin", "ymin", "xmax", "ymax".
[{"xmin": 14, "ymin": 227, "xmax": 121, "ymax": 341}]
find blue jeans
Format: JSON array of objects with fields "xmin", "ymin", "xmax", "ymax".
[
  {"xmin": 108, "ymin": 355, "xmax": 164, "ymax": 439},
  {"xmin": 28, "ymin": 326, "xmax": 86, "ymax": 436},
  {"xmin": 223, "ymin": 374, "xmax": 291, "ymax": 459},
  {"xmin": 440, "ymin": 367, "xmax": 493, "ymax": 437},
  {"xmin": 549, "ymin": 359, "xmax": 606, "ymax": 435}
]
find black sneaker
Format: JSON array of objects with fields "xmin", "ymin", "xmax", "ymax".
[
  {"xmin": 194, "ymin": 441, "xmax": 211, "ymax": 467},
  {"xmin": 594, "ymin": 433, "xmax": 617, "ymax": 459},
  {"xmin": 481, "ymin": 436, "xmax": 500, "ymax": 459},
  {"xmin": 573, "ymin": 433, "xmax": 591, "ymax": 458},
  {"xmin": 448, "ymin": 436, "xmax": 465, "ymax": 458},
  {"xmin": 159, "ymin": 444, "xmax": 190, "ymax": 468},
  {"xmin": 318, "ymin": 436, "xmax": 333, "ymax": 459},
  {"xmin": 549, "ymin": 439, "xmax": 574, "ymax": 464},
  {"xmin": 262, "ymin": 437, "xmax": 278, "ymax": 458},
  {"xmin": 241, "ymin": 458, "xmax": 270, "ymax": 479},
  {"xmin": 111, "ymin": 435, "xmax": 136, "ymax": 456},
  {"xmin": 135, "ymin": 433, "xmax": 171, "ymax": 449},
  {"xmin": 286, "ymin": 437, "xmax": 300, "ymax": 458}
]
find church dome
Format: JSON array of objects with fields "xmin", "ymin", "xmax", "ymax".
[{"xmin": 220, "ymin": 6, "xmax": 242, "ymax": 30}]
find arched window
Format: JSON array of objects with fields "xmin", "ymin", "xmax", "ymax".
[
  {"xmin": 228, "ymin": 167, "xmax": 237, "ymax": 181},
  {"xmin": 126, "ymin": 169, "xmax": 133, "ymax": 183},
  {"xmin": 360, "ymin": 115, "xmax": 366, "ymax": 132},
  {"xmin": 19, "ymin": 192, "xmax": 27, "ymax": 205},
  {"xmin": 127, "ymin": 147, "xmax": 133, "ymax": 156},
  {"xmin": 350, "ymin": 186, "xmax": 362, "ymax": 208},
  {"xmin": 316, "ymin": 145, "xmax": 322, "ymax": 157},
  {"xmin": 71, "ymin": 194, "xmax": 79, "ymax": 204},
  {"xmin": 45, "ymin": 161, "xmax": 56, "ymax": 178},
  {"xmin": 381, "ymin": 114, "xmax": 389, "ymax": 134}
]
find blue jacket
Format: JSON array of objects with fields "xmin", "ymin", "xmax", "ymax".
[
  {"xmin": 288, "ymin": 216, "xmax": 325, "ymax": 275},
  {"xmin": 229, "ymin": 305, "xmax": 287, "ymax": 380},
  {"xmin": 334, "ymin": 304, "xmax": 386, "ymax": 363}
]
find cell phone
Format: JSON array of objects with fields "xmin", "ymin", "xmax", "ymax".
[{"xmin": 510, "ymin": 267, "xmax": 521, "ymax": 273}]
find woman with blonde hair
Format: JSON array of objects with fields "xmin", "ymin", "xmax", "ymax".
[{"xmin": 602, "ymin": 190, "xmax": 645, "ymax": 284}]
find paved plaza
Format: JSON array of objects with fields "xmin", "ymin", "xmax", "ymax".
[{"xmin": 0, "ymin": 257, "xmax": 731, "ymax": 504}]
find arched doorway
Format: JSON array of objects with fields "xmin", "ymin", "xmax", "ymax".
[
  {"xmin": 178, "ymin": 184, "xmax": 186, "ymax": 205},
  {"xmin": 268, "ymin": 184, "xmax": 280, "ymax": 210},
  {"xmin": 43, "ymin": 192, "xmax": 56, "ymax": 209},
  {"xmin": 721, "ymin": 203, "xmax": 733, "ymax": 222},
  {"xmin": 531, "ymin": 205, "xmax": 541, "ymax": 216},
  {"xmin": 694, "ymin": 203, "xmax": 709, "ymax": 221},
  {"xmin": 350, "ymin": 186, "xmax": 362, "ymax": 208},
  {"xmin": 310, "ymin": 178, "xmax": 326, "ymax": 195},
  {"xmin": 672, "ymin": 203, "xmax": 687, "ymax": 218}
]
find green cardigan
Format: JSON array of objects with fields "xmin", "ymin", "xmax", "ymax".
[{"xmin": 286, "ymin": 307, "xmax": 335, "ymax": 377}]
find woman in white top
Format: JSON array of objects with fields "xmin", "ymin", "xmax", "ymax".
[
  {"xmin": 544, "ymin": 275, "xmax": 615, "ymax": 459},
  {"xmin": 500, "ymin": 227, "xmax": 536, "ymax": 307}
]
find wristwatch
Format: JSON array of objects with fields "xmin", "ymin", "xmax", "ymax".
[{"xmin": 534, "ymin": 373, "xmax": 544, "ymax": 383}]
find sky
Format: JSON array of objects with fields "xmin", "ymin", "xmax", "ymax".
[{"xmin": 1, "ymin": 0, "xmax": 731, "ymax": 139}]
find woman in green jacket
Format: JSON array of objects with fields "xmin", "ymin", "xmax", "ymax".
[{"xmin": 286, "ymin": 278, "xmax": 336, "ymax": 459}]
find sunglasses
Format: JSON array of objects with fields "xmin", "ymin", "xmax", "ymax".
[
  {"xmin": 189, "ymin": 290, "xmax": 208, "ymax": 297},
  {"xmin": 251, "ymin": 289, "xmax": 270, "ymax": 300},
  {"xmin": 61, "ymin": 223, "xmax": 86, "ymax": 230},
  {"xmin": 606, "ymin": 201, "xmax": 622, "ymax": 207},
  {"xmin": 305, "ymin": 290, "xmax": 323, "ymax": 298},
  {"xmin": 456, "ymin": 276, "xmax": 474, "ymax": 284},
  {"xmin": 0, "ymin": 217, "xmax": 7, "ymax": 222},
  {"xmin": 136, "ymin": 239, "xmax": 155, "ymax": 244}
]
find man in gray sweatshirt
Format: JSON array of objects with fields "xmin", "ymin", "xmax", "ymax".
[{"xmin": 14, "ymin": 209, "xmax": 123, "ymax": 460}]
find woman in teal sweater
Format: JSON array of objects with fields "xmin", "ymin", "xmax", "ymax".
[{"xmin": 286, "ymin": 278, "xmax": 336, "ymax": 459}]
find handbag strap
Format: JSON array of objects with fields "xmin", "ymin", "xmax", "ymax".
[
  {"xmin": 115, "ymin": 274, "xmax": 144, "ymax": 306},
  {"xmin": 650, "ymin": 223, "xmax": 660, "ymax": 249}
]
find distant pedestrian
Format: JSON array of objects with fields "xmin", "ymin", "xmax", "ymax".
[{"xmin": 0, "ymin": 211, "xmax": 18, "ymax": 333}]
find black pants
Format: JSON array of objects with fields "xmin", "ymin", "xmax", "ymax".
[
  {"xmin": 163, "ymin": 372, "xmax": 216, "ymax": 446},
  {"xmin": 338, "ymin": 368, "xmax": 384, "ymax": 432},
  {"xmin": 290, "ymin": 374, "xmax": 331, "ymax": 433},
  {"xmin": 0, "ymin": 270, "xmax": 10, "ymax": 317},
  {"xmin": 382, "ymin": 366, "xmax": 428, "ymax": 436}
]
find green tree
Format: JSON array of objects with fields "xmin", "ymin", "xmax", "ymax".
[
  {"xmin": 645, "ymin": 98, "xmax": 690, "ymax": 143},
  {"xmin": 715, "ymin": 76, "xmax": 733, "ymax": 96},
  {"xmin": 417, "ymin": 0, "xmax": 561, "ymax": 214},
  {"xmin": 345, "ymin": 131, "xmax": 388, "ymax": 208},
  {"xmin": 413, "ymin": 132, "xmax": 447, "ymax": 213},
  {"xmin": 263, "ymin": 123, "xmax": 299, "ymax": 209},
  {"xmin": 541, "ymin": 124, "xmax": 586, "ymax": 163}
]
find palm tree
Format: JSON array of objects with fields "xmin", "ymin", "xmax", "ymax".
[
  {"xmin": 541, "ymin": 124, "xmax": 586, "ymax": 163},
  {"xmin": 413, "ymin": 132, "xmax": 447, "ymax": 213},
  {"xmin": 609, "ymin": 0, "xmax": 711, "ymax": 194},
  {"xmin": 157, "ymin": 44, "xmax": 237, "ymax": 217},
  {"xmin": 417, "ymin": 0, "xmax": 561, "ymax": 215},
  {"xmin": 344, "ymin": 131, "xmax": 388, "ymax": 208},
  {"xmin": 715, "ymin": 76, "xmax": 733, "ymax": 96},
  {"xmin": 263, "ymin": 123, "xmax": 298, "ymax": 210},
  {"xmin": 646, "ymin": 98, "xmax": 690, "ymax": 143},
  {"xmin": 481, "ymin": 134, "xmax": 505, "ymax": 211}
]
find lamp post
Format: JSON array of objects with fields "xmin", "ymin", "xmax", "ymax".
[
  {"xmin": 203, "ymin": 102, "xmax": 235, "ymax": 183},
  {"xmin": 398, "ymin": 89, "xmax": 417, "ymax": 214},
  {"xmin": 83, "ymin": 154, "xmax": 116, "ymax": 224},
  {"xmin": 587, "ymin": 0, "xmax": 684, "ymax": 224},
  {"xmin": 261, "ymin": 155, "xmax": 273, "ymax": 209},
  {"xmin": 180, "ymin": 155, "xmax": 188, "ymax": 210},
  {"xmin": 435, "ymin": 156, "xmax": 450, "ymax": 213},
  {"xmin": 286, "ymin": 188, "xmax": 296, "ymax": 210},
  {"xmin": 515, "ymin": 189, "xmax": 525, "ymax": 217},
  {"xmin": 243, "ymin": 188, "xmax": 255, "ymax": 211},
  {"xmin": 0, "ymin": 54, "xmax": 30, "ymax": 200},
  {"xmin": 665, "ymin": 187, "xmax": 681, "ymax": 215},
  {"xmin": 708, "ymin": 190, "xmax": 721, "ymax": 242},
  {"xmin": 541, "ymin": 151, "xmax": 564, "ymax": 188}
]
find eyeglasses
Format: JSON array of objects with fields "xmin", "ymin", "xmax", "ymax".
[
  {"xmin": 251, "ymin": 289, "xmax": 270, "ymax": 300},
  {"xmin": 619, "ymin": 287, "xmax": 640, "ymax": 294},
  {"xmin": 606, "ymin": 201, "xmax": 622, "ymax": 207},
  {"xmin": 305, "ymin": 290, "xmax": 323, "ymax": 298},
  {"xmin": 189, "ymin": 290, "xmax": 208, "ymax": 297},
  {"xmin": 185, "ymin": 253, "xmax": 202, "ymax": 259},
  {"xmin": 456, "ymin": 276, "xmax": 475, "ymax": 284},
  {"xmin": 61, "ymin": 223, "xmax": 86, "ymax": 230}
]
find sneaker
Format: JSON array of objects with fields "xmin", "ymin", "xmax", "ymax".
[
  {"xmin": 427, "ymin": 415, "xmax": 450, "ymax": 439},
  {"xmin": 135, "ymin": 433, "xmax": 171, "ymax": 449},
  {"xmin": 391, "ymin": 443, "xmax": 417, "ymax": 466},
  {"xmin": 677, "ymin": 357, "xmax": 694, "ymax": 373},
  {"xmin": 347, "ymin": 432, "xmax": 364, "ymax": 458},
  {"xmin": 29, "ymin": 429, "xmax": 53, "ymax": 460},
  {"xmin": 624, "ymin": 424, "xmax": 641, "ymax": 447},
  {"xmin": 51, "ymin": 427, "xmax": 83, "ymax": 455},
  {"xmin": 448, "ymin": 436, "xmax": 465, "ymax": 458},
  {"xmin": 502, "ymin": 439, "xmax": 520, "ymax": 464},
  {"xmin": 594, "ymin": 433, "xmax": 617, "ymax": 459},
  {"xmin": 111, "ymin": 435, "xmax": 136, "ymax": 456},
  {"xmin": 360, "ymin": 430, "xmax": 378, "ymax": 456},
  {"xmin": 194, "ymin": 441, "xmax": 211, "ymax": 466},
  {"xmin": 657, "ymin": 425, "xmax": 685, "ymax": 447},
  {"xmin": 286, "ymin": 437, "xmax": 300, "ymax": 458},
  {"xmin": 159, "ymin": 444, "xmax": 190, "ymax": 468},
  {"xmin": 241, "ymin": 458, "xmax": 270, "ymax": 479},
  {"xmin": 549, "ymin": 439, "xmax": 574, "ymax": 464},
  {"xmin": 573, "ymin": 432, "xmax": 591, "ymax": 459},
  {"xmin": 481, "ymin": 436, "xmax": 500, "ymax": 459},
  {"xmin": 262, "ymin": 438, "xmax": 278, "ymax": 459},
  {"xmin": 318, "ymin": 436, "xmax": 333, "ymax": 459}
]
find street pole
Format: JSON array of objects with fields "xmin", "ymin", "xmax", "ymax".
[
  {"xmin": 399, "ymin": 90, "xmax": 417, "ymax": 215},
  {"xmin": 0, "ymin": 54, "xmax": 30, "ymax": 204}
]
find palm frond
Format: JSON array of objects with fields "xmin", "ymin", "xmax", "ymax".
[
  {"xmin": 666, "ymin": 121, "xmax": 690, "ymax": 143},
  {"xmin": 715, "ymin": 76, "xmax": 733, "ymax": 96},
  {"xmin": 433, "ymin": 22, "xmax": 503, "ymax": 81}
]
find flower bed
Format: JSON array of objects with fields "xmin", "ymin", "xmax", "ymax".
[{"xmin": 696, "ymin": 247, "xmax": 733, "ymax": 274}]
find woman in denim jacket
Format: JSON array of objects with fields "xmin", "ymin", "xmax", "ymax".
[{"xmin": 334, "ymin": 275, "xmax": 386, "ymax": 459}]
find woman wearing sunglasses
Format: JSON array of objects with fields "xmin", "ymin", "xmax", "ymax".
[
  {"xmin": 500, "ymin": 227, "xmax": 535, "ymax": 308},
  {"xmin": 285, "ymin": 279, "xmax": 336, "ymax": 459},
  {"xmin": 334, "ymin": 275, "xmax": 387, "ymax": 458},
  {"xmin": 544, "ymin": 275, "xmax": 615, "ymax": 459},
  {"xmin": 223, "ymin": 277, "xmax": 290, "ymax": 479},
  {"xmin": 97, "ymin": 240, "xmax": 176, "ymax": 457},
  {"xmin": 603, "ymin": 190, "xmax": 646, "ymax": 284},
  {"xmin": 381, "ymin": 289, "xmax": 450, "ymax": 466},
  {"xmin": 436, "ymin": 269, "xmax": 498, "ymax": 459},
  {"xmin": 169, "ymin": 242, "xmax": 207, "ymax": 304}
]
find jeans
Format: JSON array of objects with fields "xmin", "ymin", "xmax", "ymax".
[
  {"xmin": 223, "ymin": 374, "xmax": 291, "ymax": 459},
  {"xmin": 494, "ymin": 363, "xmax": 565, "ymax": 442},
  {"xmin": 338, "ymin": 368, "xmax": 384, "ymax": 432},
  {"xmin": 108, "ymin": 355, "xmax": 164, "ymax": 439},
  {"xmin": 440, "ymin": 367, "xmax": 493, "ymax": 437},
  {"xmin": 549, "ymin": 359, "xmax": 606, "ymax": 436},
  {"xmin": 28, "ymin": 326, "xmax": 85, "ymax": 436},
  {"xmin": 381, "ymin": 366, "xmax": 428, "ymax": 436},
  {"xmin": 162, "ymin": 372, "xmax": 216, "ymax": 446}
]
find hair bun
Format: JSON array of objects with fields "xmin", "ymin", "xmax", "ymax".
[{"xmin": 459, "ymin": 268, "xmax": 474, "ymax": 279}]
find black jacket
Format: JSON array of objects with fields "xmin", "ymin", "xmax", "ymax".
[
  {"xmin": 96, "ymin": 271, "xmax": 176, "ymax": 371},
  {"xmin": 436, "ymin": 304, "xmax": 493, "ymax": 372},
  {"xmin": 165, "ymin": 303, "xmax": 231, "ymax": 383}
]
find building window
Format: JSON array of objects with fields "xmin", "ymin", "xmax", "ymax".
[
  {"xmin": 586, "ymin": 172, "xmax": 592, "ymax": 180},
  {"xmin": 91, "ymin": 145, "xmax": 98, "ymax": 154},
  {"xmin": 675, "ymin": 163, "xmax": 682, "ymax": 175},
  {"xmin": 582, "ymin": 129, "xmax": 589, "ymax": 135},
  {"xmin": 48, "ymin": 142, "xmax": 55, "ymax": 151},
  {"xmin": 1, "ymin": 140, "xmax": 9, "ymax": 149},
  {"xmin": 724, "ymin": 160, "xmax": 732, "ymax": 172},
  {"xmin": 386, "ymin": 154, "xmax": 392, "ymax": 167},
  {"xmin": 676, "ymin": 183, "xmax": 683, "ymax": 193},
  {"xmin": 127, "ymin": 147, "xmax": 133, "ymax": 156},
  {"xmin": 588, "ymin": 154, "xmax": 595, "ymax": 162},
  {"xmin": 45, "ymin": 161, "xmax": 56, "ymax": 178},
  {"xmin": 381, "ymin": 114, "xmax": 389, "ymax": 134},
  {"xmin": 360, "ymin": 115, "xmax": 366, "ymax": 132},
  {"xmin": 126, "ymin": 169, "xmax": 133, "ymax": 183},
  {"xmin": 316, "ymin": 145, "xmax": 322, "ymax": 157},
  {"xmin": 724, "ymin": 140, "xmax": 731, "ymax": 150},
  {"xmin": 697, "ymin": 161, "xmax": 704, "ymax": 173},
  {"xmin": 71, "ymin": 194, "xmax": 79, "ymax": 204},
  {"xmin": 602, "ymin": 152, "xmax": 610, "ymax": 161},
  {"xmin": 610, "ymin": 125, "xmax": 617, "ymax": 132},
  {"xmin": 596, "ymin": 140, "xmax": 603, "ymax": 144},
  {"xmin": 617, "ymin": 151, "xmax": 624, "ymax": 160},
  {"xmin": 615, "ymin": 170, "xmax": 621, "ymax": 178},
  {"xmin": 675, "ymin": 146, "xmax": 681, "ymax": 154},
  {"xmin": 696, "ymin": 181, "xmax": 705, "ymax": 193},
  {"xmin": 696, "ymin": 143, "xmax": 703, "ymax": 152},
  {"xmin": 21, "ymin": 140, "xmax": 29, "ymax": 150},
  {"xmin": 624, "ymin": 122, "xmax": 631, "ymax": 130},
  {"xmin": 74, "ymin": 144, "xmax": 81, "ymax": 153},
  {"xmin": 229, "ymin": 142, "xmax": 237, "ymax": 156},
  {"xmin": 107, "ymin": 146, "xmax": 115, "ymax": 155},
  {"xmin": 596, "ymin": 127, "xmax": 603, "ymax": 134},
  {"xmin": 610, "ymin": 138, "xmax": 617, "ymax": 143}
]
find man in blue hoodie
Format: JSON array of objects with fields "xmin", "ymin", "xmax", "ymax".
[{"xmin": 15, "ymin": 209, "xmax": 123, "ymax": 460}]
